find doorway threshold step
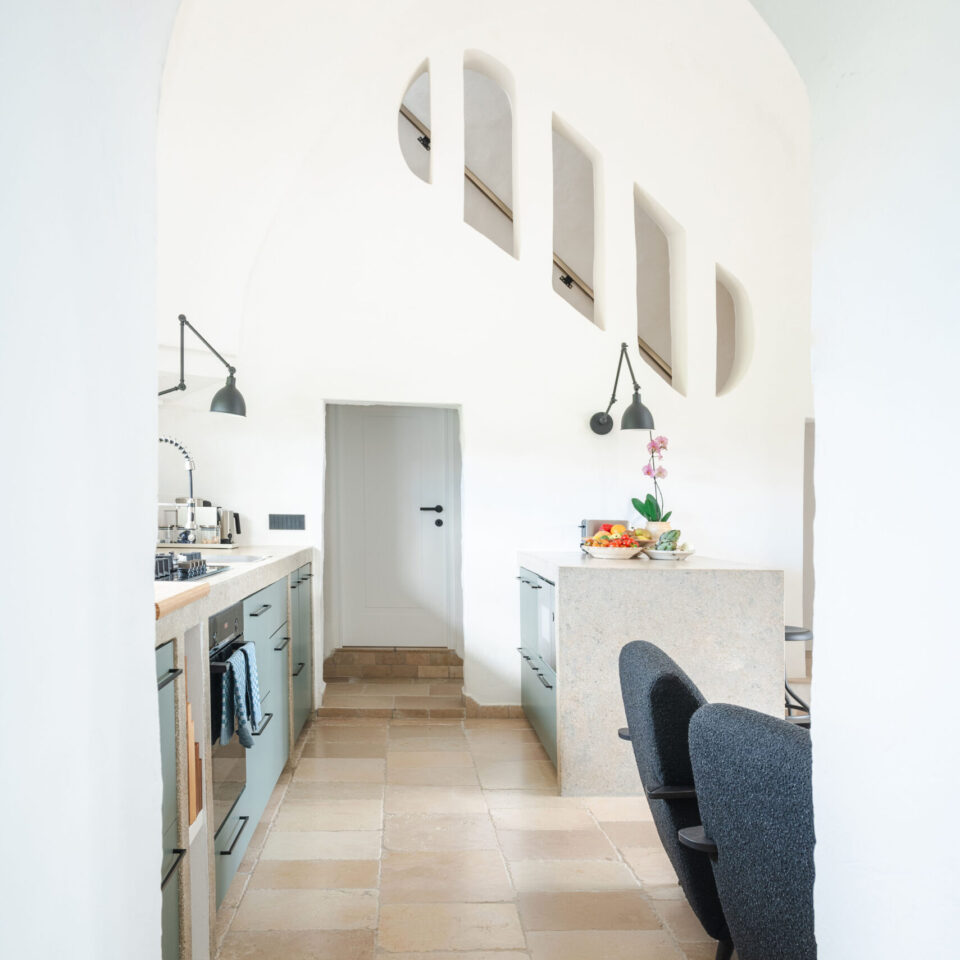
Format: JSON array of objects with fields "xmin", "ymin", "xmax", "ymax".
[{"xmin": 318, "ymin": 678, "xmax": 465, "ymax": 719}]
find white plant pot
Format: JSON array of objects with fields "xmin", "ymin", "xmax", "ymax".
[{"xmin": 644, "ymin": 521, "xmax": 672, "ymax": 541}]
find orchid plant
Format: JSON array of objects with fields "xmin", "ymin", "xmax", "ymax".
[{"xmin": 632, "ymin": 433, "xmax": 672, "ymax": 523}]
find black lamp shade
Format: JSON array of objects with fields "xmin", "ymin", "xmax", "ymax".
[
  {"xmin": 210, "ymin": 374, "xmax": 246, "ymax": 417},
  {"xmin": 620, "ymin": 390, "xmax": 654, "ymax": 430}
]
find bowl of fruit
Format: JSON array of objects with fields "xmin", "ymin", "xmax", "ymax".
[{"xmin": 581, "ymin": 524, "xmax": 656, "ymax": 559}]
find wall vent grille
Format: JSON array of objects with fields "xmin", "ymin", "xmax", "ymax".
[{"xmin": 269, "ymin": 513, "xmax": 305, "ymax": 530}]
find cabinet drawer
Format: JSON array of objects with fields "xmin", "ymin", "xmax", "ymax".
[
  {"xmin": 519, "ymin": 651, "xmax": 557, "ymax": 767},
  {"xmin": 156, "ymin": 641, "xmax": 178, "ymax": 837},
  {"xmin": 243, "ymin": 578, "xmax": 287, "ymax": 645},
  {"xmin": 215, "ymin": 806, "xmax": 253, "ymax": 907}
]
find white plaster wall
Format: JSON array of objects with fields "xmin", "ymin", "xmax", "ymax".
[
  {"xmin": 0, "ymin": 2, "xmax": 179, "ymax": 957},
  {"xmin": 157, "ymin": 0, "xmax": 811, "ymax": 705},
  {"xmin": 749, "ymin": 0, "xmax": 960, "ymax": 954}
]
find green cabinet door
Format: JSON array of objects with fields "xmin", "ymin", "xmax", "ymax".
[{"xmin": 292, "ymin": 564, "xmax": 312, "ymax": 740}]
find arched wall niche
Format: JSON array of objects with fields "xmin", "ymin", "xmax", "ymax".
[
  {"xmin": 398, "ymin": 60, "xmax": 431, "ymax": 183},
  {"xmin": 634, "ymin": 185, "xmax": 686, "ymax": 394},
  {"xmin": 715, "ymin": 264, "xmax": 753, "ymax": 396},
  {"xmin": 462, "ymin": 52, "xmax": 516, "ymax": 257},
  {"xmin": 552, "ymin": 114, "xmax": 602, "ymax": 328}
]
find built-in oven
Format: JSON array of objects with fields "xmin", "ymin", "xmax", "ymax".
[{"xmin": 209, "ymin": 601, "xmax": 247, "ymax": 839}]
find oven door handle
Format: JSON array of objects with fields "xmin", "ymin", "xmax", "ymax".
[
  {"xmin": 157, "ymin": 667, "xmax": 183, "ymax": 692},
  {"xmin": 220, "ymin": 815, "xmax": 250, "ymax": 856},
  {"xmin": 252, "ymin": 712, "xmax": 274, "ymax": 736}
]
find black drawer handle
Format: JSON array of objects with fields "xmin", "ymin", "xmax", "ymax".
[
  {"xmin": 252, "ymin": 712, "xmax": 274, "ymax": 736},
  {"xmin": 250, "ymin": 603, "xmax": 271, "ymax": 617},
  {"xmin": 157, "ymin": 667, "xmax": 183, "ymax": 692},
  {"xmin": 292, "ymin": 661, "xmax": 305, "ymax": 677},
  {"xmin": 161, "ymin": 848, "xmax": 186, "ymax": 890},
  {"xmin": 527, "ymin": 659, "xmax": 540, "ymax": 672},
  {"xmin": 274, "ymin": 636, "xmax": 290, "ymax": 651},
  {"xmin": 530, "ymin": 584, "xmax": 542, "ymax": 590},
  {"xmin": 537, "ymin": 673, "xmax": 554, "ymax": 689},
  {"xmin": 301, "ymin": 573, "xmax": 313, "ymax": 579},
  {"xmin": 290, "ymin": 583, "xmax": 298, "ymax": 590},
  {"xmin": 516, "ymin": 647, "xmax": 531, "ymax": 661},
  {"xmin": 220, "ymin": 815, "xmax": 250, "ymax": 856}
]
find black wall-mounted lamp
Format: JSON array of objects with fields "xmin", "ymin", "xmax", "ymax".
[
  {"xmin": 589, "ymin": 342, "xmax": 655, "ymax": 435},
  {"xmin": 158, "ymin": 314, "xmax": 247, "ymax": 417}
]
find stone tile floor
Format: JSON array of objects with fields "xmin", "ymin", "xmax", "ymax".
[
  {"xmin": 216, "ymin": 715, "xmax": 721, "ymax": 960},
  {"xmin": 319, "ymin": 679, "xmax": 468, "ymax": 720}
]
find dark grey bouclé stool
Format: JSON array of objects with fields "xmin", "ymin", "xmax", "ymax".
[
  {"xmin": 618, "ymin": 641, "xmax": 733, "ymax": 960},
  {"xmin": 784, "ymin": 626, "xmax": 813, "ymax": 723}
]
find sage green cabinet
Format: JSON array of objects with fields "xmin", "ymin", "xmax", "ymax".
[
  {"xmin": 156, "ymin": 641, "xmax": 183, "ymax": 960},
  {"xmin": 291, "ymin": 564, "xmax": 313, "ymax": 741},
  {"xmin": 517, "ymin": 569, "xmax": 557, "ymax": 766}
]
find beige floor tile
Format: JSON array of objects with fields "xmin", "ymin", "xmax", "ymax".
[
  {"xmin": 374, "ymin": 954, "xmax": 529, "ymax": 960},
  {"xmin": 652, "ymin": 900, "xmax": 713, "ymax": 943},
  {"xmin": 218, "ymin": 929, "xmax": 375, "ymax": 960},
  {"xmin": 389, "ymin": 724, "xmax": 465, "ymax": 739},
  {"xmin": 261, "ymin": 830, "xmax": 382, "ymax": 861},
  {"xmin": 469, "ymin": 740, "xmax": 552, "ymax": 761},
  {"xmin": 492, "ymin": 807, "xmax": 596, "ymax": 831},
  {"xmin": 509, "ymin": 859, "xmax": 640, "ymax": 893},
  {"xmin": 308, "ymin": 725, "xmax": 388, "ymax": 743},
  {"xmin": 582, "ymin": 796, "xmax": 653, "ymax": 822},
  {"xmin": 395, "ymin": 696, "xmax": 465, "ymax": 711},
  {"xmin": 380, "ymin": 849, "xmax": 514, "ymax": 903},
  {"xmin": 387, "ymin": 766, "xmax": 480, "ymax": 787},
  {"xmin": 476, "ymin": 760, "xmax": 558, "ymax": 790},
  {"xmin": 301, "ymin": 741, "xmax": 388, "ymax": 759},
  {"xmin": 498, "ymin": 828, "xmax": 618, "ymax": 861},
  {"xmin": 645, "ymin": 884, "xmax": 686, "ymax": 901},
  {"xmin": 383, "ymin": 812, "xmax": 499, "ymax": 851},
  {"xmin": 482, "ymin": 790, "xmax": 571, "ymax": 809},
  {"xmin": 384, "ymin": 785, "xmax": 487, "ymax": 815},
  {"xmin": 387, "ymin": 737, "xmax": 469, "ymax": 752},
  {"xmin": 386, "ymin": 750, "xmax": 474, "ymax": 769},
  {"xmin": 518, "ymin": 890, "xmax": 661, "ymax": 931},
  {"xmin": 274, "ymin": 799, "xmax": 383, "ymax": 831},
  {"xmin": 247, "ymin": 859, "xmax": 380, "ymax": 890},
  {"xmin": 600, "ymin": 820, "xmax": 662, "ymax": 849},
  {"xmin": 621, "ymin": 846, "xmax": 681, "ymax": 886},
  {"xmin": 679, "ymin": 943, "xmax": 720, "ymax": 960},
  {"xmin": 286, "ymin": 781, "xmax": 384, "ymax": 801},
  {"xmin": 526, "ymin": 929, "xmax": 683, "ymax": 959},
  {"xmin": 231, "ymin": 889, "xmax": 378, "ymax": 931},
  {"xmin": 322, "ymin": 696, "xmax": 396, "ymax": 711},
  {"xmin": 378, "ymin": 902, "xmax": 526, "ymax": 952},
  {"xmin": 464, "ymin": 718, "xmax": 535, "ymax": 729},
  {"xmin": 466, "ymin": 730, "xmax": 541, "ymax": 746},
  {"xmin": 358, "ymin": 683, "xmax": 434, "ymax": 697},
  {"xmin": 293, "ymin": 758, "xmax": 386, "ymax": 783},
  {"xmin": 429, "ymin": 682, "xmax": 466, "ymax": 695}
]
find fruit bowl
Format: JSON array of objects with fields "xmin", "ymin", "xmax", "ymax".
[{"xmin": 581, "ymin": 545, "xmax": 644, "ymax": 559}]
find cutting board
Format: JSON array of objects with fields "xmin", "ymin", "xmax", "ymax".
[{"xmin": 155, "ymin": 581, "xmax": 210, "ymax": 620}]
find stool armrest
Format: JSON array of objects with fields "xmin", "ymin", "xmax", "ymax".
[
  {"xmin": 647, "ymin": 783, "xmax": 697, "ymax": 801},
  {"xmin": 678, "ymin": 824, "xmax": 718, "ymax": 857}
]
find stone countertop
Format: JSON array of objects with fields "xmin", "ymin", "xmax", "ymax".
[
  {"xmin": 154, "ymin": 544, "xmax": 314, "ymax": 644},
  {"xmin": 518, "ymin": 550, "xmax": 780, "ymax": 581}
]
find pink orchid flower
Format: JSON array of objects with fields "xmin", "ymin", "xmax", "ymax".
[
  {"xmin": 642, "ymin": 463, "xmax": 655, "ymax": 478},
  {"xmin": 654, "ymin": 435, "xmax": 668, "ymax": 450},
  {"xmin": 655, "ymin": 466, "xmax": 667, "ymax": 479}
]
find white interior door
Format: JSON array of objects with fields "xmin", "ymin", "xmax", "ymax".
[{"xmin": 325, "ymin": 404, "xmax": 462, "ymax": 648}]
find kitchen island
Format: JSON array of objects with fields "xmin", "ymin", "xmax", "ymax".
[{"xmin": 517, "ymin": 551, "xmax": 784, "ymax": 795}]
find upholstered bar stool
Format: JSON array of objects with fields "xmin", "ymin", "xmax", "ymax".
[{"xmin": 784, "ymin": 626, "xmax": 812, "ymax": 720}]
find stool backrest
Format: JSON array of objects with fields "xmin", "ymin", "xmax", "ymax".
[
  {"xmin": 619, "ymin": 640, "xmax": 729, "ymax": 942},
  {"xmin": 689, "ymin": 703, "xmax": 816, "ymax": 960}
]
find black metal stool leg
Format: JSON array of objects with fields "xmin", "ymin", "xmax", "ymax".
[
  {"xmin": 785, "ymin": 679, "xmax": 810, "ymax": 714},
  {"xmin": 715, "ymin": 937, "xmax": 734, "ymax": 960}
]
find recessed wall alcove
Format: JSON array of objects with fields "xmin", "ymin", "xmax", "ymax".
[
  {"xmin": 552, "ymin": 118, "xmax": 597, "ymax": 325},
  {"xmin": 398, "ymin": 62, "xmax": 431, "ymax": 183},
  {"xmin": 715, "ymin": 265, "xmax": 752, "ymax": 395}
]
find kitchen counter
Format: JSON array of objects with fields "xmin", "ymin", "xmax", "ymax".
[
  {"xmin": 154, "ymin": 545, "xmax": 314, "ymax": 645},
  {"xmin": 518, "ymin": 550, "xmax": 784, "ymax": 795}
]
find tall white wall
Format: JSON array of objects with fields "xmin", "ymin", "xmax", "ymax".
[
  {"xmin": 0, "ymin": 2, "xmax": 179, "ymax": 957},
  {"xmin": 749, "ymin": 0, "xmax": 960, "ymax": 953},
  {"xmin": 157, "ymin": 0, "xmax": 811, "ymax": 705}
]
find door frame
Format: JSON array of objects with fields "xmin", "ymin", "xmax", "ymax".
[{"xmin": 323, "ymin": 400, "xmax": 464, "ymax": 654}]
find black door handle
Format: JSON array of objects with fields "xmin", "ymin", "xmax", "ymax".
[
  {"xmin": 419, "ymin": 505, "xmax": 443, "ymax": 513},
  {"xmin": 160, "ymin": 848, "xmax": 186, "ymax": 890},
  {"xmin": 537, "ymin": 673, "xmax": 554, "ymax": 689},
  {"xmin": 220, "ymin": 816, "xmax": 250, "ymax": 856},
  {"xmin": 252, "ymin": 712, "xmax": 274, "ymax": 736},
  {"xmin": 292, "ymin": 661, "xmax": 305, "ymax": 677},
  {"xmin": 274, "ymin": 636, "xmax": 290, "ymax": 651}
]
